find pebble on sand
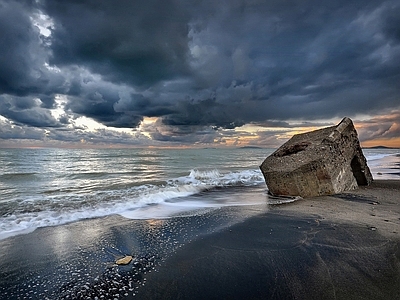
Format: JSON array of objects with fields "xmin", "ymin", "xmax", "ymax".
[{"xmin": 116, "ymin": 255, "xmax": 133, "ymax": 265}]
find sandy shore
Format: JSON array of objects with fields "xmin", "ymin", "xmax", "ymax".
[
  {"xmin": 1, "ymin": 180, "xmax": 399, "ymax": 299},
  {"xmin": 138, "ymin": 180, "xmax": 400, "ymax": 299}
]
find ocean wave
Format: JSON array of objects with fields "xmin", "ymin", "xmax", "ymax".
[
  {"xmin": 0, "ymin": 172, "xmax": 38, "ymax": 181},
  {"xmin": 189, "ymin": 169, "xmax": 221, "ymax": 180},
  {"xmin": 365, "ymin": 153, "xmax": 395, "ymax": 161},
  {"xmin": 0, "ymin": 169, "xmax": 265, "ymax": 240},
  {"xmin": 175, "ymin": 169, "xmax": 264, "ymax": 186},
  {"xmin": 0, "ymin": 184, "xmax": 205, "ymax": 240}
]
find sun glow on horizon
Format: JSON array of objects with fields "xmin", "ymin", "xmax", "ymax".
[{"xmin": 361, "ymin": 138, "xmax": 400, "ymax": 148}]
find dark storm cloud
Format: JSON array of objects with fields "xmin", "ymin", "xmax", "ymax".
[
  {"xmin": 383, "ymin": 5, "xmax": 400, "ymax": 43},
  {"xmin": 162, "ymin": 98, "xmax": 245, "ymax": 129},
  {"xmin": 0, "ymin": 0, "xmax": 65, "ymax": 99},
  {"xmin": 113, "ymin": 92, "xmax": 174, "ymax": 118},
  {"xmin": 0, "ymin": 117, "xmax": 45, "ymax": 140},
  {"xmin": 64, "ymin": 76, "xmax": 146, "ymax": 128},
  {"xmin": 0, "ymin": 95, "xmax": 61, "ymax": 127},
  {"xmin": 145, "ymin": 118, "xmax": 218, "ymax": 143},
  {"xmin": 41, "ymin": 0, "xmax": 191, "ymax": 86},
  {"xmin": 181, "ymin": 0, "xmax": 400, "ymax": 122},
  {"xmin": 124, "ymin": 0, "xmax": 400, "ymax": 129},
  {"xmin": 1, "ymin": 0, "xmax": 400, "ymax": 146},
  {"xmin": 0, "ymin": 0, "xmax": 41, "ymax": 95}
]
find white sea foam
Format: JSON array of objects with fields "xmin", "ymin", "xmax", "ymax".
[
  {"xmin": 362, "ymin": 150, "xmax": 400, "ymax": 179},
  {"xmin": 0, "ymin": 169, "xmax": 265, "ymax": 240},
  {"xmin": 365, "ymin": 153, "xmax": 394, "ymax": 161},
  {"xmin": 189, "ymin": 169, "xmax": 221, "ymax": 180}
]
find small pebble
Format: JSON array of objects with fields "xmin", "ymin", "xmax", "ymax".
[{"xmin": 116, "ymin": 256, "xmax": 133, "ymax": 265}]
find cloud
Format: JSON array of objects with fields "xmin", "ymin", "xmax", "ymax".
[
  {"xmin": 357, "ymin": 111, "xmax": 400, "ymax": 142},
  {"xmin": 162, "ymin": 97, "xmax": 245, "ymax": 129},
  {"xmin": 42, "ymin": 0, "xmax": 192, "ymax": 87},
  {"xmin": 0, "ymin": 117, "xmax": 45, "ymax": 140},
  {"xmin": 0, "ymin": 95, "xmax": 61, "ymax": 127},
  {"xmin": 0, "ymin": 0, "xmax": 400, "ymax": 147},
  {"xmin": 382, "ymin": 3, "xmax": 400, "ymax": 43},
  {"xmin": 0, "ymin": 0, "xmax": 66, "ymax": 99}
]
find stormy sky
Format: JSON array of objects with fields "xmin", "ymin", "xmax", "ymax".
[{"xmin": 0, "ymin": 0, "xmax": 399, "ymax": 148}]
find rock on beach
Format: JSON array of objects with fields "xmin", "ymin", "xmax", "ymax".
[{"xmin": 260, "ymin": 117, "xmax": 373, "ymax": 197}]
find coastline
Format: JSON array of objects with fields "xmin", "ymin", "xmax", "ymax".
[{"xmin": 0, "ymin": 180, "xmax": 399, "ymax": 299}]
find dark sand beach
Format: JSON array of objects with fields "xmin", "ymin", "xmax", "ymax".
[
  {"xmin": 1, "ymin": 180, "xmax": 400, "ymax": 299},
  {"xmin": 138, "ymin": 180, "xmax": 400, "ymax": 300}
]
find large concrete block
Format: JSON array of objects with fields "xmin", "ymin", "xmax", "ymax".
[{"xmin": 260, "ymin": 117, "xmax": 373, "ymax": 197}]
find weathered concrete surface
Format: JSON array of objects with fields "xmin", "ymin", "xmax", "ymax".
[{"xmin": 260, "ymin": 117, "xmax": 373, "ymax": 197}]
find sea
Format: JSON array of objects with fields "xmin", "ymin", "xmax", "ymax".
[
  {"xmin": 0, "ymin": 147, "xmax": 400, "ymax": 299},
  {"xmin": 0, "ymin": 147, "xmax": 399, "ymax": 241}
]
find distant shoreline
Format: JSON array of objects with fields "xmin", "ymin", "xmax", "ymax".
[{"xmin": 363, "ymin": 146, "xmax": 400, "ymax": 149}]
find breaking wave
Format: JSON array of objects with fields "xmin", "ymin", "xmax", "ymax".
[{"xmin": 0, "ymin": 169, "xmax": 265, "ymax": 240}]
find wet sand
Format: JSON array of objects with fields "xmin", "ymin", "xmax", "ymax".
[
  {"xmin": 137, "ymin": 180, "xmax": 400, "ymax": 300},
  {"xmin": 0, "ymin": 180, "xmax": 399, "ymax": 299}
]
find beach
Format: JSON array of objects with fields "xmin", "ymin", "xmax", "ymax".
[
  {"xmin": 137, "ymin": 180, "xmax": 400, "ymax": 300},
  {"xmin": 0, "ymin": 148, "xmax": 400, "ymax": 299},
  {"xmin": 1, "ymin": 1, "xmax": 400, "ymax": 298},
  {"xmin": 1, "ymin": 180, "xmax": 399, "ymax": 299}
]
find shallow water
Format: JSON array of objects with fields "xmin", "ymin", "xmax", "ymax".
[
  {"xmin": 0, "ymin": 148, "xmax": 272, "ymax": 239},
  {"xmin": 0, "ymin": 147, "xmax": 399, "ymax": 239},
  {"xmin": 0, "ymin": 200, "xmax": 269, "ymax": 299}
]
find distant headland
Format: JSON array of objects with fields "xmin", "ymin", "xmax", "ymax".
[{"xmin": 363, "ymin": 146, "xmax": 399, "ymax": 149}]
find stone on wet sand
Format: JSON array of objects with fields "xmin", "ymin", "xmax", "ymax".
[{"xmin": 116, "ymin": 255, "xmax": 133, "ymax": 265}]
